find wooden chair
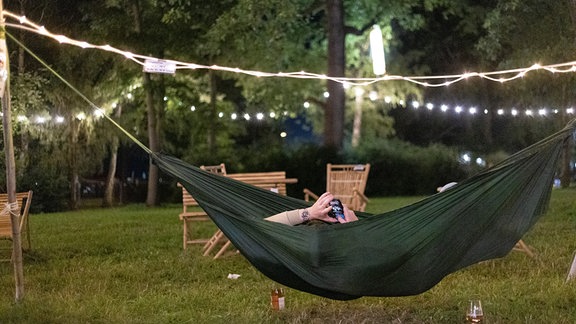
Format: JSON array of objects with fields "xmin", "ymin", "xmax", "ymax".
[
  {"xmin": 200, "ymin": 163, "xmax": 227, "ymax": 176},
  {"xmin": 179, "ymin": 164, "xmax": 226, "ymax": 249},
  {"xmin": 0, "ymin": 191, "xmax": 33, "ymax": 260},
  {"xmin": 202, "ymin": 171, "xmax": 298, "ymax": 259},
  {"xmin": 304, "ymin": 163, "xmax": 371, "ymax": 212}
]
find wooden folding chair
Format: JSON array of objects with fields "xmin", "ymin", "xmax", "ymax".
[
  {"xmin": 0, "ymin": 191, "xmax": 33, "ymax": 261},
  {"xmin": 202, "ymin": 171, "xmax": 298, "ymax": 259},
  {"xmin": 179, "ymin": 164, "xmax": 226, "ymax": 249},
  {"xmin": 304, "ymin": 163, "xmax": 371, "ymax": 212}
]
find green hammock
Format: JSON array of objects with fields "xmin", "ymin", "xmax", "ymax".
[{"xmin": 152, "ymin": 120, "xmax": 575, "ymax": 300}]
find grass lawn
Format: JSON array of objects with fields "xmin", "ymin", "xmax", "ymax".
[{"xmin": 1, "ymin": 190, "xmax": 575, "ymax": 323}]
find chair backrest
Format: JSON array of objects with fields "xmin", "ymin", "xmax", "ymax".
[
  {"xmin": 326, "ymin": 163, "xmax": 370, "ymax": 211},
  {"xmin": 200, "ymin": 163, "xmax": 227, "ymax": 176},
  {"xmin": 180, "ymin": 164, "xmax": 227, "ymax": 213},
  {"xmin": 226, "ymin": 171, "xmax": 296, "ymax": 196}
]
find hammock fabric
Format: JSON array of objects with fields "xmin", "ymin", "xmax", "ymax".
[{"xmin": 152, "ymin": 120, "xmax": 575, "ymax": 300}]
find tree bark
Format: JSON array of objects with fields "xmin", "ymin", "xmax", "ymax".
[
  {"xmin": 208, "ymin": 69, "xmax": 217, "ymax": 155},
  {"xmin": 69, "ymin": 116, "xmax": 80, "ymax": 210},
  {"xmin": 325, "ymin": 0, "xmax": 346, "ymax": 149},
  {"xmin": 130, "ymin": 0, "xmax": 160, "ymax": 206},
  {"xmin": 351, "ymin": 88, "xmax": 363, "ymax": 147},
  {"xmin": 562, "ymin": 0, "xmax": 576, "ymax": 188},
  {"xmin": 103, "ymin": 104, "xmax": 122, "ymax": 207},
  {"xmin": 144, "ymin": 72, "xmax": 159, "ymax": 206},
  {"xmin": 103, "ymin": 140, "xmax": 118, "ymax": 207}
]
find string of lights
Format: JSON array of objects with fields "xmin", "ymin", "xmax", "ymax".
[
  {"xmin": 4, "ymin": 10, "xmax": 576, "ymax": 88},
  {"xmin": 9, "ymin": 96, "xmax": 573, "ymax": 127}
]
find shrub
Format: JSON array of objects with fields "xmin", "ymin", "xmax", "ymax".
[{"xmin": 348, "ymin": 138, "xmax": 468, "ymax": 195}]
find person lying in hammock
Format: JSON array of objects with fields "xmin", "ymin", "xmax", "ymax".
[{"xmin": 265, "ymin": 192, "xmax": 358, "ymax": 225}]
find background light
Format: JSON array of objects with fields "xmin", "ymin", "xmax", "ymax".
[{"xmin": 370, "ymin": 25, "xmax": 386, "ymax": 75}]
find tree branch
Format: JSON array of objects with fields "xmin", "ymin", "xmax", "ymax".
[
  {"xmin": 344, "ymin": 19, "xmax": 376, "ymax": 36},
  {"xmin": 305, "ymin": 96, "xmax": 327, "ymax": 110}
]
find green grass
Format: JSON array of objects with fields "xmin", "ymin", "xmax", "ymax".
[{"xmin": 1, "ymin": 191, "xmax": 576, "ymax": 323}]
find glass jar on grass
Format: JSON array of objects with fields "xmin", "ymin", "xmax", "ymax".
[{"xmin": 466, "ymin": 299, "xmax": 484, "ymax": 323}]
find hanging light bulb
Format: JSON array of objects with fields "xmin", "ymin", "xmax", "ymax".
[{"xmin": 370, "ymin": 25, "xmax": 386, "ymax": 76}]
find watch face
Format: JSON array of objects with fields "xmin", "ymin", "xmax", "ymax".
[{"xmin": 328, "ymin": 199, "xmax": 345, "ymax": 219}]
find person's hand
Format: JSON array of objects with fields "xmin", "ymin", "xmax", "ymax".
[
  {"xmin": 337, "ymin": 205, "xmax": 358, "ymax": 223},
  {"xmin": 307, "ymin": 192, "xmax": 337, "ymax": 223},
  {"xmin": 307, "ymin": 192, "xmax": 359, "ymax": 223}
]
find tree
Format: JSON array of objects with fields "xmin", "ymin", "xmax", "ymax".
[
  {"xmin": 79, "ymin": 0, "xmax": 175, "ymax": 206},
  {"xmin": 203, "ymin": 0, "xmax": 490, "ymax": 150},
  {"xmin": 477, "ymin": 0, "xmax": 576, "ymax": 186},
  {"xmin": 4, "ymin": 0, "xmax": 115, "ymax": 209}
]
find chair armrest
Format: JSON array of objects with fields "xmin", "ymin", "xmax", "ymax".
[
  {"xmin": 303, "ymin": 188, "xmax": 319, "ymax": 202},
  {"xmin": 353, "ymin": 189, "xmax": 369, "ymax": 203},
  {"xmin": 353, "ymin": 188, "xmax": 369, "ymax": 212}
]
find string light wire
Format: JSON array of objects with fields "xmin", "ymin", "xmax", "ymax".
[
  {"xmin": 5, "ymin": 30, "xmax": 153, "ymax": 155},
  {"xmin": 7, "ymin": 26, "xmax": 574, "ymax": 126},
  {"xmin": 4, "ymin": 10, "xmax": 576, "ymax": 87},
  {"xmin": 3, "ymin": 11, "xmax": 575, "ymax": 127}
]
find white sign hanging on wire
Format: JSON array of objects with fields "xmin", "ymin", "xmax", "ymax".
[{"xmin": 143, "ymin": 59, "xmax": 176, "ymax": 74}]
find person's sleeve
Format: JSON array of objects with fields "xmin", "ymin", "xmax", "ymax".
[{"xmin": 265, "ymin": 209, "xmax": 306, "ymax": 225}]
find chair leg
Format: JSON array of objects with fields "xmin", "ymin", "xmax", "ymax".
[
  {"xmin": 203, "ymin": 230, "xmax": 221, "ymax": 251},
  {"xmin": 513, "ymin": 239, "xmax": 535, "ymax": 258},
  {"xmin": 203, "ymin": 230, "xmax": 225, "ymax": 256},
  {"xmin": 213, "ymin": 240, "xmax": 233, "ymax": 259},
  {"xmin": 182, "ymin": 218, "xmax": 188, "ymax": 250}
]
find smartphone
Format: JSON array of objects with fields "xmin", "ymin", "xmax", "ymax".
[{"xmin": 328, "ymin": 199, "xmax": 345, "ymax": 220}]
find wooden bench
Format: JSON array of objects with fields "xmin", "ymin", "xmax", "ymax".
[
  {"xmin": 0, "ymin": 191, "xmax": 33, "ymax": 254},
  {"xmin": 202, "ymin": 171, "xmax": 297, "ymax": 259}
]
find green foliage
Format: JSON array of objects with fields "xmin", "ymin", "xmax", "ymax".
[
  {"xmin": 476, "ymin": 0, "xmax": 576, "ymax": 113},
  {"xmin": 1, "ymin": 190, "xmax": 575, "ymax": 322},
  {"xmin": 348, "ymin": 138, "xmax": 468, "ymax": 195},
  {"xmin": 203, "ymin": 137, "xmax": 468, "ymax": 197},
  {"xmin": 5, "ymin": 0, "xmax": 574, "ymax": 211},
  {"xmin": 10, "ymin": 71, "xmax": 50, "ymax": 116},
  {"xmin": 17, "ymin": 150, "xmax": 69, "ymax": 213}
]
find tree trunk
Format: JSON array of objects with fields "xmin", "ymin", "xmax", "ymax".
[
  {"xmin": 144, "ymin": 72, "xmax": 159, "ymax": 206},
  {"xmin": 17, "ymin": 0, "xmax": 25, "ymax": 74},
  {"xmin": 562, "ymin": 0, "xmax": 576, "ymax": 188},
  {"xmin": 560, "ymin": 135, "xmax": 572, "ymax": 188},
  {"xmin": 131, "ymin": 0, "xmax": 160, "ymax": 206},
  {"xmin": 103, "ymin": 140, "xmax": 118, "ymax": 207},
  {"xmin": 351, "ymin": 88, "xmax": 363, "ymax": 147},
  {"xmin": 560, "ymin": 106, "xmax": 572, "ymax": 188},
  {"xmin": 326, "ymin": 0, "xmax": 346, "ymax": 149},
  {"xmin": 16, "ymin": 0, "xmax": 27, "ymax": 178},
  {"xmin": 69, "ymin": 116, "xmax": 80, "ymax": 209},
  {"xmin": 208, "ymin": 69, "xmax": 217, "ymax": 155},
  {"xmin": 103, "ymin": 102, "xmax": 122, "ymax": 207}
]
